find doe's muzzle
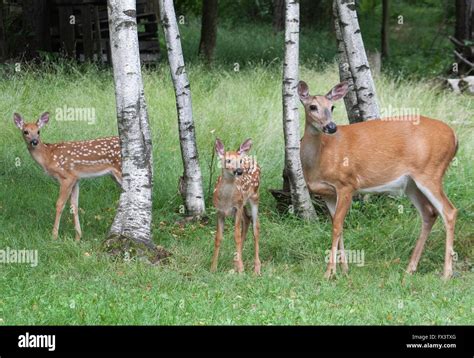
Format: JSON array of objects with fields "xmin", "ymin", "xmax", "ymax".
[{"xmin": 323, "ymin": 122, "xmax": 337, "ymax": 134}]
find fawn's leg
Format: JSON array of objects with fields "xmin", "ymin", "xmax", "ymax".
[
  {"xmin": 70, "ymin": 182, "xmax": 82, "ymax": 241},
  {"xmin": 211, "ymin": 213, "xmax": 225, "ymax": 272},
  {"xmin": 233, "ymin": 208, "xmax": 244, "ymax": 273},
  {"xmin": 250, "ymin": 200, "xmax": 261, "ymax": 275},
  {"xmin": 325, "ymin": 189, "xmax": 352, "ymax": 279},
  {"xmin": 241, "ymin": 207, "xmax": 251, "ymax": 243},
  {"xmin": 52, "ymin": 179, "xmax": 76, "ymax": 240}
]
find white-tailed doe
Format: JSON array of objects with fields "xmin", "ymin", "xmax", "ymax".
[
  {"xmin": 212, "ymin": 138, "xmax": 261, "ymax": 274},
  {"xmin": 298, "ymin": 81, "xmax": 458, "ymax": 280},
  {"xmin": 14, "ymin": 112, "xmax": 122, "ymax": 241}
]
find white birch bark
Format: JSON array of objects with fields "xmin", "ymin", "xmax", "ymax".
[
  {"xmin": 333, "ymin": 0, "xmax": 360, "ymax": 123},
  {"xmin": 335, "ymin": 0, "xmax": 380, "ymax": 120},
  {"xmin": 159, "ymin": 0, "xmax": 206, "ymax": 217},
  {"xmin": 283, "ymin": 0, "xmax": 317, "ymax": 220},
  {"xmin": 107, "ymin": 0, "xmax": 154, "ymax": 246}
]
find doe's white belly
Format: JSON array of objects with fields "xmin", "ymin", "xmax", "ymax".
[{"xmin": 357, "ymin": 175, "xmax": 410, "ymax": 196}]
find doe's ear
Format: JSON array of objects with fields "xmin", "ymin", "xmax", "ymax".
[
  {"xmin": 13, "ymin": 113, "xmax": 24, "ymax": 130},
  {"xmin": 37, "ymin": 112, "xmax": 50, "ymax": 129},
  {"xmin": 238, "ymin": 138, "xmax": 252, "ymax": 155},
  {"xmin": 326, "ymin": 82, "xmax": 349, "ymax": 101},
  {"xmin": 215, "ymin": 138, "xmax": 225, "ymax": 158},
  {"xmin": 297, "ymin": 81, "xmax": 310, "ymax": 102}
]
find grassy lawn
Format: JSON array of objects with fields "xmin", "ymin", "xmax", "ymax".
[{"xmin": 0, "ymin": 62, "xmax": 472, "ymax": 325}]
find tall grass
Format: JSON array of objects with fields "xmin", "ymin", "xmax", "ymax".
[{"xmin": 0, "ymin": 61, "xmax": 472, "ymax": 325}]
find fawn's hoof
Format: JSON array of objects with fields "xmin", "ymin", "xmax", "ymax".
[
  {"xmin": 324, "ymin": 266, "xmax": 337, "ymax": 280},
  {"xmin": 254, "ymin": 263, "xmax": 261, "ymax": 276}
]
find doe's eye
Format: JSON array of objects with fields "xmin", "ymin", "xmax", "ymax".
[
  {"xmin": 309, "ymin": 105, "xmax": 318, "ymax": 111},
  {"xmin": 23, "ymin": 130, "xmax": 29, "ymax": 135},
  {"xmin": 331, "ymin": 106, "xmax": 335, "ymax": 112},
  {"xmin": 226, "ymin": 159, "xmax": 231, "ymax": 163},
  {"xmin": 37, "ymin": 130, "xmax": 40, "ymax": 135}
]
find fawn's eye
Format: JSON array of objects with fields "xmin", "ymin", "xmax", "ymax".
[
  {"xmin": 226, "ymin": 159, "xmax": 231, "ymax": 163},
  {"xmin": 37, "ymin": 130, "xmax": 40, "ymax": 135},
  {"xmin": 331, "ymin": 106, "xmax": 335, "ymax": 112},
  {"xmin": 23, "ymin": 130, "xmax": 29, "ymax": 135},
  {"xmin": 309, "ymin": 105, "xmax": 318, "ymax": 111},
  {"xmin": 240, "ymin": 159, "xmax": 242, "ymax": 163}
]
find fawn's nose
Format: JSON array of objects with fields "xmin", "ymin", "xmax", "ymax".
[
  {"xmin": 323, "ymin": 122, "xmax": 337, "ymax": 134},
  {"xmin": 235, "ymin": 168, "xmax": 243, "ymax": 176},
  {"xmin": 31, "ymin": 139, "xmax": 39, "ymax": 146}
]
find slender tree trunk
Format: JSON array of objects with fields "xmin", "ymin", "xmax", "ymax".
[
  {"xmin": 381, "ymin": 0, "xmax": 390, "ymax": 59},
  {"xmin": 454, "ymin": 0, "xmax": 474, "ymax": 75},
  {"xmin": 159, "ymin": 0, "xmax": 206, "ymax": 218},
  {"xmin": 273, "ymin": 0, "xmax": 285, "ymax": 32},
  {"xmin": 282, "ymin": 0, "xmax": 317, "ymax": 220},
  {"xmin": 198, "ymin": 0, "xmax": 218, "ymax": 63},
  {"xmin": 333, "ymin": 0, "xmax": 360, "ymax": 123},
  {"xmin": 335, "ymin": 0, "xmax": 380, "ymax": 120},
  {"xmin": 0, "ymin": 1, "xmax": 5, "ymax": 60},
  {"xmin": 106, "ymin": 0, "xmax": 162, "ymax": 258}
]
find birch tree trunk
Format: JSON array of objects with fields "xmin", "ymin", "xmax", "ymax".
[
  {"xmin": 333, "ymin": 0, "xmax": 360, "ymax": 123},
  {"xmin": 159, "ymin": 0, "xmax": 206, "ymax": 218},
  {"xmin": 282, "ymin": 0, "xmax": 317, "ymax": 220},
  {"xmin": 106, "ymin": 0, "xmax": 165, "ymax": 259},
  {"xmin": 335, "ymin": 0, "xmax": 380, "ymax": 120}
]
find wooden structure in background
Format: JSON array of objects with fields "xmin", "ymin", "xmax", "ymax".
[{"xmin": 1, "ymin": 0, "xmax": 161, "ymax": 63}]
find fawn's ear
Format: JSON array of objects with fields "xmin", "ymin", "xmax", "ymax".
[
  {"xmin": 36, "ymin": 112, "xmax": 50, "ymax": 129},
  {"xmin": 215, "ymin": 138, "xmax": 225, "ymax": 158},
  {"xmin": 298, "ymin": 81, "xmax": 310, "ymax": 102},
  {"xmin": 13, "ymin": 113, "xmax": 25, "ymax": 130},
  {"xmin": 238, "ymin": 138, "xmax": 252, "ymax": 155},
  {"xmin": 326, "ymin": 82, "xmax": 349, "ymax": 101}
]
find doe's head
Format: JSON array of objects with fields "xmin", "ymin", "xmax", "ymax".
[
  {"xmin": 215, "ymin": 138, "xmax": 252, "ymax": 178},
  {"xmin": 13, "ymin": 112, "xmax": 50, "ymax": 148},
  {"xmin": 297, "ymin": 81, "xmax": 349, "ymax": 134}
]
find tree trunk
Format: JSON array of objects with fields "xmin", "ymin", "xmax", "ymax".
[
  {"xmin": 105, "ymin": 0, "xmax": 166, "ymax": 261},
  {"xmin": 282, "ymin": 0, "xmax": 317, "ymax": 220},
  {"xmin": 381, "ymin": 0, "xmax": 390, "ymax": 59},
  {"xmin": 22, "ymin": 0, "xmax": 51, "ymax": 59},
  {"xmin": 333, "ymin": 0, "xmax": 360, "ymax": 123},
  {"xmin": 335, "ymin": 0, "xmax": 380, "ymax": 121},
  {"xmin": 273, "ymin": 0, "xmax": 285, "ymax": 32},
  {"xmin": 159, "ymin": 0, "xmax": 206, "ymax": 218},
  {"xmin": 198, "ymin": 0, "xmax": 218, "ymax": 63},
  {"xmin": 0, "ymin": 1, "xmax": 5, "ymax": 60},
  {"xmin": 454, "ymin": 0, "xmax": 474, "ymax": 75}
]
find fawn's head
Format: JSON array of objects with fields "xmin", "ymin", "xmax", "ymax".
[
  {"xmin": 298, "ymin": 81, "xmax": 349, "ymax": 134},
  {"xmin": 14, "ymin": 112, "xmax": 50, "ymax": 148},
  {"xmin": 215, "ymin": 138, "xmax": 253, "ymax": 178}
]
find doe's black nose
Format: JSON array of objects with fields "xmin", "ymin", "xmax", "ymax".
[
  {"xmin": 235, "ymin": 168, "xmax": 243, "ymax": 176},
  {"xmin": 31, "ymin": 139, "xmax": 39, "ymax": 146},
  {"xmin": 324, "ymin": 122, "xmax": 337, "ymax": 134}
]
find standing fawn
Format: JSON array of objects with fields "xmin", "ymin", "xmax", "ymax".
[
  {"xmin": 14, "ymin": 112, "xmax": 122, "ymax": 241},
  {"xmin": 212, "ymin": 138, "xmax": 261, "ymax": 274},
  {"xmin": 297, "ymin": 81, "xmax": 458, "ymax": 280}
]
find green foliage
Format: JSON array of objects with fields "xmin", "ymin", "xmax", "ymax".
[{"xmin": 0, "ymin": 63, "xmax": 472, "ymax": 324}]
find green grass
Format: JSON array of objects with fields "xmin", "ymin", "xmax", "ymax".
[{"xmin": 0, "ymin": 62, "xmax": 472, "ymax": 325}]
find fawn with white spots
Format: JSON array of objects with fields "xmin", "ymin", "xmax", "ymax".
[
  {"xmin": 14, "ymin": 112, "xmax": 122, "ymax": 241},
  {"xmin": 212, "ymin": 138, "xmax": 261, "ymax": 274},
  {"xmin": 298, "ymin": 81, "xmax": 458, "ymax": 280}
]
